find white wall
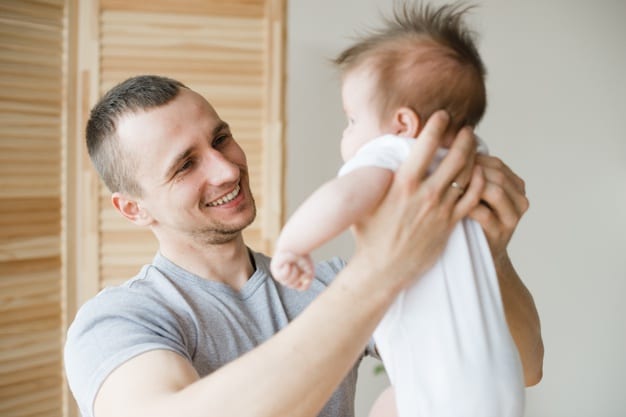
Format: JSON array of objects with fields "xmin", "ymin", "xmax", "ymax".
[{"xmin": 286, "ymin": 1, "xmax": 626, "ymax": 416}]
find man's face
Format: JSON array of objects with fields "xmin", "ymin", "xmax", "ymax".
[
  {"xmin": 116, "ymin": 88, "xmax": 256, "ymax": 245},
  {"xmin": 340, "ymin": 66, "xmax": 389, "ymax": 161}
]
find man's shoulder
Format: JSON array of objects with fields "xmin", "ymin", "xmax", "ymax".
[
  {"xmin": 64, "ymin": 263, "xmax": 193, "ymax": 417},
  {"xmin": 68, "ymin": 263, "xmax": 178, "ymax": 335}
]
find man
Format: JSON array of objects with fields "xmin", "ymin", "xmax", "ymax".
[{"xmin": 65, "ymin": 75, "xmax": 542, "ymax": 417}]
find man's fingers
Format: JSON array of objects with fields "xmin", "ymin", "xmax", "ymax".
[
  {"xmin": 396, "ymin": 110, "xmax": 450, "ymax": 184},
  {"xmin": 437, "ymin": 126, "xmax": 476, "ymax": 184},
  {"xmin": 434, "ymin": 126, "xmax": 477, "ymax": 207},
  {"xmin": 476, "ymin": 154, "xmax": 526, "ymax": 195},
  {"xmin": 452, "ymin": 165, "xmax": 484, "ymax": 222},
  {"xmin": 477, "ymin": 158, "xmax": 529, "ymax": 218},
  {"xmin": 482, "ymin": 181, "xmax": 525, "ymax": 229}
]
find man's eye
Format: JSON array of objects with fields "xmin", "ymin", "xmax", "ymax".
[
  {"xmin": 177, "ymin": 159, "xmax": 194, "ymax": 174},
  {"xmin": 213, "ymin": 134, "xmax": 230, "ymax": 147}
]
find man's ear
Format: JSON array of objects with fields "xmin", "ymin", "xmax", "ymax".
[
  {"xmin": 111, "ymin": 192, "xmax": 153, "ymax": 226},
  {"xmin": 391, "ymin": 107, "xmax": 421, "ymax": 138}
]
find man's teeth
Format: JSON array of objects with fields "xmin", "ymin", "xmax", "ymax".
[{"xmin": 207, "ymin": 184, "xmax": 241, "ymax": 207}]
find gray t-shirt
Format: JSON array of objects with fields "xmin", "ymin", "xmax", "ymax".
[{"xmin": 64, "ymin": 250, "xmax": 372, "ymax": 417}]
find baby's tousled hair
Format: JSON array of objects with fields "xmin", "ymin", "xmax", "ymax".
[{"xmin": 335, "ymin": 1, "xmax": 486, "ymax": 129}]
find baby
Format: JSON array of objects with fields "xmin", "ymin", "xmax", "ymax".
[{"xmin": 271, "ymin": 3, "xmax": 524, "ymax": 417}]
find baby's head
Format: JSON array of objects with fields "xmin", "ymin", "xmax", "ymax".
[{"xmin": 335, "ymin": 2, "xmax": 486, "ymax": 160}]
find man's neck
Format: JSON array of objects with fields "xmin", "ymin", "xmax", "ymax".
[{"xmin": 158, "ymin": 235, "xmax": 255, "ymax": 291}]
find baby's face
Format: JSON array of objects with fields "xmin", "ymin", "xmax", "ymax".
[{"xmin": 340, "ymin": 67, "xmax": 390, "ymax": 161}]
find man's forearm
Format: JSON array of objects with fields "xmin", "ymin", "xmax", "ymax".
[
  {"xmin": 103, "ymin": 257, "xmax": 399, "ymax": 417},
  {"xmin": 495, "ymin": 254, "xmax": 544, "ymax": 386},
  {"xmin": 205, "ymin": 257, "xmax": 396, "ymax": 416}
]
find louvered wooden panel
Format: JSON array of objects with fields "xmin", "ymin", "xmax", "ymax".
[
  {"xmin": 101, "ymin": 0, "xmax": 265, "ymax": 18},
  {"xmin": 0, "ymin": 7, "xmax": 64, "ymax": 417},
  {"xmin": 92, "ymin": 0, "xmax": 284, "ymax": 287}
]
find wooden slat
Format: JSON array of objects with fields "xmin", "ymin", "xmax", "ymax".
[
  {"xmin": 1, "ymin": 386, "xmax": 62, "ymax": 417},
  {"xmin": 0, "ymin": 197, "xmax": 60, "ymax": 213},
  {"xmin": 0, "ymin": 76, "xmax": 62, "ymax": 95},
  {"xmin": 0, "ymin": 182, "xmax": 60, "ymax": 198},
  {"xmin": 0, "ymin": 360, "xmax": 60, "ymax": 387},
  {"xmin": 0, "ymin": 293, "xmax": 61, "ymax": 320},
  {"xmin": 0, "ymin": 338, "xmax": 60, "ymax": 367},
  {"xmin": 0, "ymin": 256, "xmax": 60, "ymax": 276},
  {"xmin": 0, "ymin": 84, "xmax": 62, "ymax": 104},
  {"xmin": 0, "ymin": 277, "xmax": 59, "ymax": 305},
  {"xmin": 0, "ymin": 316, "xmax": 61, "ymax": 336},
  {"xmin": 0, "ymin": 387, "xmax": 63, "ymax": 417},
  {"xmin": 0, "ymin": 100, "xmax": 58, "ymax": 116},
  {"xmin": 0, "ymin": 226, "xmax": 60, "ymax": 244},
  {"xmin": 0, "ymin": 377, "xmax": 62, "ymax": 405},
  {"xmin": 101, "ymin": 0, "xmax": 264, "ymax": 18},
  {"xmin": 100, "ymin": 63, "xmax": 262, "ymax": 80},
  {"xmin": 0, "ymin": 188, "xmax": 60, "ymax": 199},
  {"xmin": 0, "ymin": 162, "xmax": 60, "ymax": 176},
  {"xmin": 0, "ymin": 134, "xmax": 61, "ymax": 147},
  {"xmin": 0, "ymin": 0, "xmax": 64, "ymax": 21},
  {"xmin": 0, "ymin": 151, "xmax": 63, "ymax": 163}
]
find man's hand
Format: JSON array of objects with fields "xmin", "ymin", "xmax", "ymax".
[
  {"xmin": 470, "ymin": 154, "xmax": 529, "ymax": 264},
  {"xmin": 468, "ymin": 154, "xmax": 543, "ymax": 385},
  {"xmin": 352, "ymin": 111, "xmax": 485, "ymax": 291}
]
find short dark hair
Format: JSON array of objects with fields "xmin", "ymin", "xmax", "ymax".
[
  {"xmin": 86, "ymin": 75, "xmax": 187, "ymax": 196},
  {"xmin": 335, "ymin": 1, "xmax": 486, "ymax": 129}
]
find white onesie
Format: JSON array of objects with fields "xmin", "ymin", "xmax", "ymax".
[{"xmin": 339, "ymin": 135, "xmax": 525, "ymax": 417}]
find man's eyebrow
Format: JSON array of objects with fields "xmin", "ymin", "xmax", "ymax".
[{"xmin": 213, "ymin": 121, "xmax": 230, "ymax": 136}]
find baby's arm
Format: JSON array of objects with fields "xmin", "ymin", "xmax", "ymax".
[{"xmin": 271, "ymin": 166, "xmax": 393, "ymax": 290}]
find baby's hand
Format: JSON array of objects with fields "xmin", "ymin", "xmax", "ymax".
[{"xmin": 270, "ymin": 251, "xmax": 314, "ymax": 291}]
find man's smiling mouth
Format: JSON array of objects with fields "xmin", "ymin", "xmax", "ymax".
[{"xmin": 207, "ymin": 183, "xmax": 241, "ymax": 207}]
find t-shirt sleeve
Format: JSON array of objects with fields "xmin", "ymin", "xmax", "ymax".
[
  {"xmin": 64, "ymin": 286, "xmax": 192, "ymax": 417},
  {"xmin": 312, "ymin": 256, "xmax": 347, "ymax": 286}
]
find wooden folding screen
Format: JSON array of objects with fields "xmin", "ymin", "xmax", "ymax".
[
  {"xmin": 0, "ymin": 1, "xmax": 65, "ymax": 416},
  {"xmin": 0, "ymin": 0, "xmax": 285, "ymax": 416}
]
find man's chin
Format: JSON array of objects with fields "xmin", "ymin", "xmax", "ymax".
[{"xmin": 194, "ymin": 215, "xmax": 256, "ymax": 245}]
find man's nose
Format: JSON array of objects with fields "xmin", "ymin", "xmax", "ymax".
[{"xmin": 201, "ymin": 149, "xmax": 239, "ymax": 185}]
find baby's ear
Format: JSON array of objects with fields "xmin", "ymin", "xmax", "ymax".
[
  {"xmin": 111, "ymin": 192, "xmax": 153, "ymax": 226},
  {"xmin": 391, "ymin": 107, "xmax": 420, "ymax": 138}
]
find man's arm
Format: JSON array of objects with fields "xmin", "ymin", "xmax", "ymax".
[
  {"xmin": 96, "ymin": 253, "xmax": 403, "ymax": 417},
  {"xmin": 471, "ymin": 154, "xmax": 544, "ymax": 386},
  {"xmin": 493, "ymin": 255, "xmax": 544, "ymax": 386},
  {"xmin": 93, "ymin": 111, "xmax": 481, "ymax": 417}
]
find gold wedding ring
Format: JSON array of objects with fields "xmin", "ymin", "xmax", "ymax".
[{"xmin": 451, "ymin": 181, "xmax": 465, "ymax": 194}]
